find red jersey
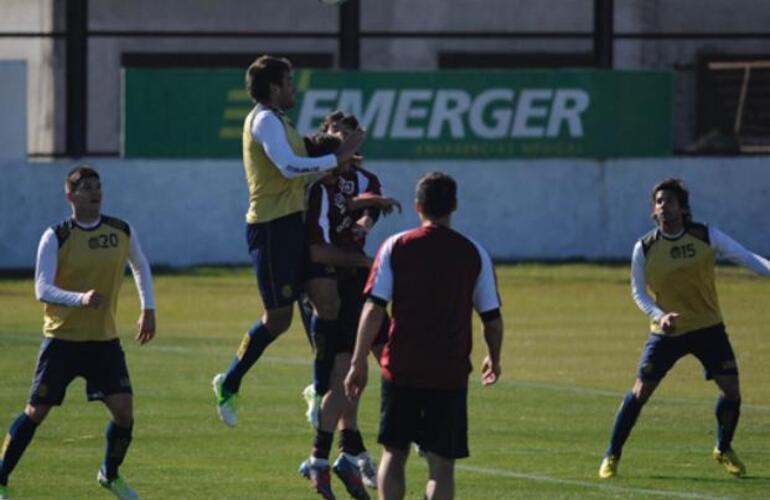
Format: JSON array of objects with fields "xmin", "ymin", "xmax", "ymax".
[
  {"xmin": 365, "ymin": 224, "xmax": 501, "ymax": 389},
  {"xmin": 305, "ymin": 166, "xmax": 382, "ymax": 251}
]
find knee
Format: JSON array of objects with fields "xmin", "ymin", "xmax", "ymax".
[
  {"xmin": 263, "ymin": 308, "xmax": 293, "ymax": 335},
  {"xmin": 313, "ymin": 295, "xmax": 341, "ymax": 320},
  {"xmin": 24, "ymin": 404, "xmax": 51, "ymax": 424},
  {"xmin": 631, "ymin": 380, "xmax": 656, "ymax": 404},
  {"xmin": 722, "ymin": 385, "xmax": 741, "ymax": 401}
]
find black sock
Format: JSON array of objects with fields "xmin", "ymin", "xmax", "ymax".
[
  {"xmin": 102, "ymin": 421, "xmax": 133, "ymax": 481},
  {"xmin": 715, "ymin": 396, "xmax": 741, "ymax": 452},
  {"xmin": 311, "ymin": 316, "xmax": 338, "ymax": 396},
  {"xmin": 339, "ymin": 428, "xmax": 366, "ymax": 455},
  {"xmin": 223, "ymin": 321, "xmax": 275, "ymax": 393},
  {"xmin": 312, "ymin": 430, "xmax": 334, "ymax": 460},
  {"xmin": 0, "ymin": 413, "xmax": 39, "ymax": 486},
  {"xmin": 606, "ymin": 392, "xmax": 644, "ymax": 458}
]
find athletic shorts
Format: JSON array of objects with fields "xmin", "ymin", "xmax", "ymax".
[
  {"xmin": 336, "ymin": 268, "xmax": 389, "ymax": 353},
  {"xmin": 247, "ymin": 212, "xmax": 305, "ymax": 310},
  {"xmin": 29, "ymin": 338, "xmax": 132, "ymax": 406},
  {"xmin": 378, "ymin": 378, "xmax": 469, "ymax": 460},
  {"xmin": 637, "ymin": 323, "xmax": 738, "ymax": 381}
]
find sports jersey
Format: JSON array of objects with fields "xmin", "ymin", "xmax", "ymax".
[
  {"xmin": 243, "ymin": 105, "xmax": 337, "ymax": 224},
  {"xmin": 365, "ymin": 224, "xmax": 501, "ymax": 389},
  {"xmin": 632, "ymin": 222, "xmax": 770, "ymax": 336},
  {"xmin": 34, "ymin": 216, "xmax": 154, "ymax": 342},
  {"xmin": 305, "ymin": 166, "xmax": 382, "ymax": 252}
]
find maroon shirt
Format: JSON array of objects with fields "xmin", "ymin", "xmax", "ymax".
[
  {"xmin": 305, "ymin": 166, "xmax": 382, "ymax": 251},
  {"xmin": 365, "ymin": 224, "xmax": 500, "ymax": 389}
]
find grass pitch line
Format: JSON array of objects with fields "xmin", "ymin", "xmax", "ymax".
[{"xmin": 456, "ymin": 464, "xmax": 735, "ymax": 500}]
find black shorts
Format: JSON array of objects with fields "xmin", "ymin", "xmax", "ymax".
[
  {"xmin": 378, "ymin": 378, "xmax": 469, "ymax": 460},
  {"xmin": 336, "ymin": 268, "xmax": 389, "ymax": 353},
  {"xmin": 247, "ymin": 212, "xmax": 305, "ymax": 310},
  {"xmin": 29, "ymin": 338, "xmax": 132, "ymax": 406},
  {"xmin": 637, "ymin": 323, "xmax": 738, "ymax": 381}
]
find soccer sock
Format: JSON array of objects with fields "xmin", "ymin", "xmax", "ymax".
[
  {"xmin": 715, "ymin": 396, "xmax": 741, "ymax": 451},
  {"xmin": 312, "ymin": 430, "xmax": 334, "ymax": 461},
  {"xmin": 606, "ymin": 392, "xmax": 644, "ymax": 458},
  {"xmin": 0, "ymin": 413, "xmax": 39, "ymax": 486},
  {"xmin": 339, "ymin": 428, "xmax": 366, "ymax": 455},
  {"xmin": 311, "ymin": 315, "xmax": 337, "ymax": 396},
  {"xmin": 223, "ymin": 321, "xmax": 274, "ymax": 394},
  {"xmin": 102, "ymin": 421, "xmax": 133, "ymax": 481}
]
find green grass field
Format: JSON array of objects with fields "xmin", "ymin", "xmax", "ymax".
[{"xmin": 1, "ymin": 264, "xmax": 769, "ymax": 499}]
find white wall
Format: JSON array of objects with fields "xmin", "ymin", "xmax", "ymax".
[{"xmin": 1, "ymin": 157, "xmax": 769, "ymax": 269}]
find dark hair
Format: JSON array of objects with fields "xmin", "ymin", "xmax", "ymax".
[
  {"xmin": 304, "ymin": 133, "xmax": 342, "ymax": 157},
  {"xmin": 415, "ymin": 172, "xmax": 457, "ymax": 218},
  {"xmin": 651, "ymin": 177, "xmax": 692, "ymax": 223},
  {"xmin": 65, "ymin": 165, "xmax": 99, "ymax": 192},
  {"xmin": 246, "ymin": 55, "xmax": 292, "ymax": 102},
  {"xmin": 320, "ymin": 110, "xmax": 359, "ymax": 133}
]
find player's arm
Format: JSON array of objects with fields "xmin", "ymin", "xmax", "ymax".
[
  {"xmin": 630, "ymin": 241, "xmax": 676, "ymax": 332},
  {"xmin": 348, "ymin": 194, "xmax": 402, "ymax": 215},
  {"xmin": 127, "ymin": 224, "xmax": 156, "ymax": 345},
  {"xmin": 472, "ymin": 242, "xmax": 503, "ymax": 385},
  {"xmin": 710, "ymin": 226, "xmax": 770, "ymax": 275},
  {"xmin": 345, "ymin": 299, "xmax": 386, "ymax": 400},
  {"xmin": 34, "ymin": 228, "xmax": 101, "ymax": 308},
  {"xmin": 253, "ymin": 112, "xmax": 363, "ymax": 178}
]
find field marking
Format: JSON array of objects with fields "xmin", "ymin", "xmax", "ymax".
[
  {"xmin": 457, "ymin": 464, "xmax": 735, "ymax": 500},
  {"xmin": 2, "ymin": 333, "xmax": 769, "ymax": 411}
]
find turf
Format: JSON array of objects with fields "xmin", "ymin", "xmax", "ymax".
[{"xmin": 1, "ymin": 264, "xmax": 769, "ymax": 499}]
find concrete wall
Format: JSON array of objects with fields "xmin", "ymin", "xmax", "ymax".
[{"xmin": 2, "ymin": 157, "xmax": 769, "ymax": 269}]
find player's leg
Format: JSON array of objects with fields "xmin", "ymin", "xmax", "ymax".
[
  {"xmin": 305, "ymin": 276, "xmax": 341, "ymax": 398},
  {"xmin": 1, "ymin": 338, "xmax": 72, "ymax": 491},
  {"xmin": 215, "ymin": 215, "xmax": 304, "ymax": 426},
  {"xmin": 424, "ymin": 451, "xmax": 455, "ymax": 500},
  {"xmin": 418, "ymin": 386, "xmax": 468, "ymax": 499},
  {"xmin": 304, "ymin": 352, "xmax": 369, "ymax": 499},
  {"xmin": 91, "ymin": 339, "xmax": 138, "ymax": 499},
  {"xmin": 600, "ymin": 333, "xmax": 681, "ymax": 478},
  {"xmin": 693, "ymin": 325, "xmax": 745, "ymax": 476},
  {"xmin": 0, "ymin": 404, "xmax": 51, "ymax": 492},
  {"xmin": 100, "ymin": 395, "xmax": 134, "ymax": 480},
  {"xmin": 377, "ymin": 379, "xmax": 421, "ymax": 499},
  {"xmin": 338, "ymin": 311, "xmax": 389, "ymax": 488}
]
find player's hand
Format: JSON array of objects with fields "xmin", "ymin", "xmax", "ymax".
[
  {"xmin": 136, "ymin": 309, "xmax": 156, "ymax": 345},
  {"xmin": 376, "ymin": 197, "xmax": 402, "ymax": 215},
  {"xmin": 351, "ymin": 223, "xmax": 368, "ymax": 243},
  {"xmin": 659, "ymin": 312, "xmax": 679, "ymax": 333},
  {"xmin": 481, "ymin": 355, "xmax": 500, "ymax": 386},
  {"xmin": 81, "ymin": 289, "xmax": 104, "ymax": 308},
  {"xmin": 335, "ymin": 128, "xmax": 366, "ymax": 165},
  {"xmin": 344, "ymin": 360, "xmax": 368, "ymax": 400}
]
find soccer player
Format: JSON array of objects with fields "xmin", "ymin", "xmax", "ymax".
[
  {"xmin": 211, "ymin": 55, "xmax": 364, "ymax": 427},
  {"xmin": 598, "ymin": 178, "xmax": 770, "ymax": 479},
  {"xmin": 0, "ymin": 166, "xmax": 156, "ymax": 500},
  {"xmin": 345, "ymin": 172, "xmax": 504, "ymax": 500},
  {"xmin": 298, "ymin": 122, "xmax": 398, "ymax": 500}
]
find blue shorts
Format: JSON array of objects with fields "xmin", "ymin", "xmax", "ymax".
[
  {"xmin": 637, "ymin": 323, "xmax": 738, "ymax": 381},
  {"xmin": 247, "ymin": 212, "xmax": 305, "ymax": 310},
  {"xmin": 378, "ymin": 378, "xmax": 469, "ymax": 460},
  {"xmin": 29, "ymin": 338, "xmax": 132, "ymax": 406}
]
